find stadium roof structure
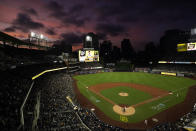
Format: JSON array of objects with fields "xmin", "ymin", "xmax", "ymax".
[{"xmin": 0, "ymin": 31, "xmax": 50, "ymax": 50}]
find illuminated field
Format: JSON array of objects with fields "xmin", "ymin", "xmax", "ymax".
[{"xmin": 74, "ymin": 72, "xmax": 196, "ymax": 123}]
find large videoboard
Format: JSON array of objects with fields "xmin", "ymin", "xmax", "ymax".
[
  {"xmin": 177, "ymin": 43, "xmax": 187, "ymax": 52},
  {"xmin": 79, "ymin": 50, "xmax": 99, "ymax": 62},
  {"xmin": 187, "ymin": 43, "xmax": 196, "ymax": 51},
  {"xmin": 177, "ymin": 42, "xmax": 196, "ymax": 52}
]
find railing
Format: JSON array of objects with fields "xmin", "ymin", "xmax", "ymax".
[
  {"xmin": 17, "ymin": 81, "xmax": 34, "ymax": 130},
  {"xmin": 32, "ymin": 91, "xmax": 41, "ymax": 131},
  {"xmin": 66, "ymin": 96, "xmax": 91, "ymax": 131}
]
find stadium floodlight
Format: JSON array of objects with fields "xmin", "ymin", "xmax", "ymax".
[
  {"xmin": 191, "ymin": 28, "xmax": 196, "ymax": 35},
  {"xmin": 40, "ymin": 34, "xmax": 44, "ymax": 39},
  {"xmin": 31, "ymin": 32, "xmax": 35, "ymax": 37},
  {"xmin": 86, "ymin": 35, "xmax": 92, "ymax": 42}
]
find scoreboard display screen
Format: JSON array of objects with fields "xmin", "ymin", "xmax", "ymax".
[
  {"xmin": 177, "ymin": 43, "xmax": 187, "ymax": 52},
  {"xmin": 79, "ymin": 50, "xmax": 99, "ymax": 62},
  {"xmin": 187, "ymin": 43, "xmax": 196, "ymax": 51}
]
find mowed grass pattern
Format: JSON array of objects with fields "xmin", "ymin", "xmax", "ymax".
[
  {"xmin": 100, "ymin": 86, "xmax": 152, "ymax": 105},
  {"xmin": 74, "ymin": 72, "xmax": 196, "ymax": 123},
  {"xmin": 74, "ymin": 72, "xmax": 194, "ymax": 91}
]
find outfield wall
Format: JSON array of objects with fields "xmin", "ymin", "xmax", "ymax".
[
  {"xmin": 134, "ymin": 67, "xmax": 195, "ymax": 78},
  {"xmin": 72, "ymin": 68, "xmax": 113, "ymax": 76}
]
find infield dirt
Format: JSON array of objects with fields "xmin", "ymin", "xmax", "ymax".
[{"xmin": 89, "ymin": 82, "xmax": 169, "ymax": 108}]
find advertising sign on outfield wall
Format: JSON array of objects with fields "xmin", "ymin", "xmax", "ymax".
[
  {"xmin": 161, "ymin": 72, "xmax": 176, "ymax": 76},
  {"xmin": 177, "ymin": 73, "xmax": 185, "ymax": 77}
]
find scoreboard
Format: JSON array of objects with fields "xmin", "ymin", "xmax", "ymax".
[
  {"xmin": 177, "ymin": 42, "xmax": 196, "ymax": 52},
  {"xmin": 177, "ymin": 43, "xmax": 187, "ymax": 52},
  {"xmin": 187, "ymin": 43, "xmax": 196, "ymax": 51},
  {"xmin": 79, "ymin": 50, "xmax": 99, "ymax": 62}
]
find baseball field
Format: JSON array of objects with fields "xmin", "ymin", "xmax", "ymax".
[{"xmin": 73, "ymin": 72, "xmax": 196, "ymax": 128}]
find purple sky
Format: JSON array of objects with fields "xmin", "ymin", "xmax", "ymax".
[{"xmin": 0, "ymin": 0, "xmax": 196, "ymax": 51}]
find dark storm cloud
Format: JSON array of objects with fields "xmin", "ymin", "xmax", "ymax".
[
  {"xmin": 97, "ymin": 32, "xmax": 107, "ymax": 40},
  {"xmin": 95, "ymin": 0, "xmax": 138, "ymax": 22},
  {"xmin": 95, "ymin": 0, "xmax": 196, "ymax": 25},
  {"xmin": 21, "ymin": 7, "xmax": 38, "ymax": 16},
  {"xmin": 4, "ymin": 27, "xmax": 16, "ymax": 32},
  {"xmin": 46, "ymin": 28, "xmax": 56, "ymax": 35},
  {"xmin": 96, "ymin": 23, "xmax": 127, "ymax": 37},
  {"xmin": 46, "ymin": 1, "xmax": 87, "ymax": 27},
  {"xmin": 10, "ymin": 13, "xmax": 44, "ymax": 32},
  {"xmin": 137, "ymin": 0, "xmax": 196, "ymax": 23},
  {"xmin": 4, "ymin": 13, "xmax": 44, "ymax": 33},
  {"xmin": 63, "ymin": 17, "xmax": 87, "ymax": 27},
  {"xmin": 4, "ymin": 27, "xmax": 15, "ymax": 32},
  {"xmin": 46, "ymin": 1, "xmax": 66, "ymax": 19},
  {"xmin": 69, "ymin": 4, "xmax": 85, "ymax": 13},
  {"xmin": 116, "ymin": 15, "xmax": 138, "ymax": 23},
  {"xmin": 60, "ymin": 32, "xmax": 85, "ymax": 45},
  {"xmin": 63, "ymin": 4, "xmax": 88, "ymax": 27}
]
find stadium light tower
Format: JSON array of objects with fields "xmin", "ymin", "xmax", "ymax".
[
  {"xmin": 86, "ymin": 35, "xmax": 92, "ymax": 42},
  {"xmin": 31, "ymin": 32, "xmax": 35, "ymax": 37},
  {"xmin": 40, "ymin": 34, "xmax": 44, "ymax": 39},
  {"xmin": 86, "ymin": 35, "xmax": 92, "ymax": 48},
  {"xmin": 191, "ymin": 28, "xmax": 196, "ymax": 35}
]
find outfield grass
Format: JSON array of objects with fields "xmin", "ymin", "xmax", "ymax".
[
  {"xmin": 74, "ymin": 72, "xmax": 196, "ymax": 123},
  {"xmin": 100, "ymin": 86, "xmax": 152, "ymax": 105}
]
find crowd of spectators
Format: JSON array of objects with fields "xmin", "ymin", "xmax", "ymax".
[
  {"xmin": 80, "ymin": 62, "xmax": 103, "ymax": 70},
  {"xmin": 0, "ymin": 63, "xmax": 68, "ymax": 131},
  {"xmin": 75, "ymin": 68, "xmax": 112, "ymax": 75},
  {"xmin": 77, "ymin": 107, "xmax": 124, "ymax": 131},
  {"xmin": 0, "ymin": 45, "xmax": 63, "ymax": 71},
  {"xmin": 175, "ymin": 105, "xmax": 196, "ymax": 130},
  {"xmin": 37, "ymin": 73, "xmax": 88, "ymax": 130},
  {"xmin": 150, "ymin": 104, "xmax": 196, "ymax": 131},
  {"xmin": 0, "ymin": 67, "xmax": 33, "ymax": 130},
  {"xmin": 134, "ymin": 68, "xmax": 151, "ymax": 73},
  {"xmin": 0, "ymin": 45, "xmax": 46, "ymax": 70},
  {"xmin": 154, "ymin": 51, "xmax": 196, "ymax": 74},
  {"xmin": 152, "ymin": 64, "xmax": 196, "ymax": 74},
  {"xmin": 161, "ymin": 51, "xmax": 196, "ymax": 62},
  {"xmin": 150, "ymin": 122, "xmax": 178, "ymax": 131}
]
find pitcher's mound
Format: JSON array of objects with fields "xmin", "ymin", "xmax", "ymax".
[
  {"xmin": 113, "ymin": 105, "xmax": 135, "ymax": 116},
  {"xmin": 119, "ymin": 92, "xmax": 129, "ymax": 96}
]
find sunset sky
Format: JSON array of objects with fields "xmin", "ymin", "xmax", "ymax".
[{"xmin": 0, "ymin": 0, "xmax": 196, "ymax": 51}]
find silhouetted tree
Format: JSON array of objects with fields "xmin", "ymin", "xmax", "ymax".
[
  {"xmin": 144, "ymin": 42, "xmax": 157, "ymax": 62},
  {"xmin": 160, "ymin": 29, "xmax": 187, "ymax": 56},
  {"xmin": 111, "ymin": 46, "xmax": 121, "ymax": 62},
  {"xmin": 100, "ymin": 40, "xmax": 112, "ymax": 62},
  {"xmin": 121, "ymin": 39, "xmax": 135, "ymax": 61},
  {"xmin": 51, "ymin": 41, "xmax": 72, "ymax": 55}
]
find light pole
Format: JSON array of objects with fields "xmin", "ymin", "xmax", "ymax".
[{"xmin": 86, "ymin": 35, "xmax": 92, "ymax": 48}]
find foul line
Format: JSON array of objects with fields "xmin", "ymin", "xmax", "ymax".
[
  {"xmin": 132, "ymin": 93, "xmax": 169, "ymax": 107},
  {"xmin": 90, "ymin": 89, "xmax": 116, "ymax": 105}
]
